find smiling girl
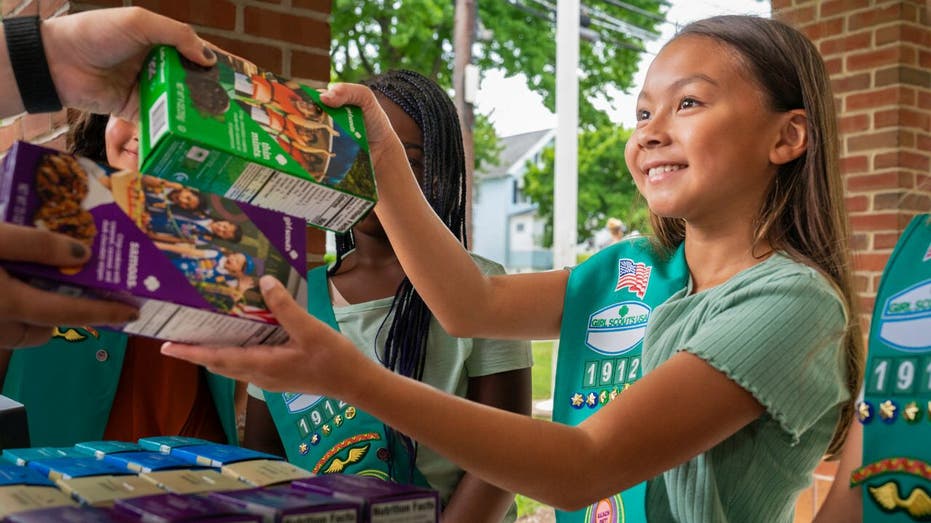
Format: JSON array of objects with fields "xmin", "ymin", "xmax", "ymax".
[{"xmin": 165, "ymin": 16, "xmax": 863, "ymax": 522}]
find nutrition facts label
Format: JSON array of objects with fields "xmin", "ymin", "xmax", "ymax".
[
  {"xmin": 125, "ymin": 300, "xmax": 288, "ymax": 346},
  {"xmin": 241, "ymin": 172, "xmax": 374, "ymax": 233}
]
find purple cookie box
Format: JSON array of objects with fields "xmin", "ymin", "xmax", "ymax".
[
  {"xmin": 0, "ymin": 141, "xmax": 307, "ymax": 346},
  {"xmin": 113, "ymin": 492, "xmax": 261, "ymax": 522},
  {"xmin": 291, "ymin": 476, "xmax": 438, "ymax": 522},
  {"xmin": 3, "ymin": 505, "xmax": 125, "ymax": 522},
  {"xmin": 209, "ymin": 485, "xmax": 359, "ymax": 521}
]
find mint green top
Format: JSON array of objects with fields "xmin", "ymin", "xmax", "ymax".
[{"xmin": 643, "ymin": 253, "xmax": 849, "ymax": 522}]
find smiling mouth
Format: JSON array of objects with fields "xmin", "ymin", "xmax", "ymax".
[{"xmin": 647, "ymin": 164, "xmax": 686, "ymax": 177}]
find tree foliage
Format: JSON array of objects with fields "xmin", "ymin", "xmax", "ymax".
[
  {"xmin": 522, "ymin": 126, "xmax": 651, "ymax": 247},
  {"xmin": 330, "ymin": 0, "xmax": 665, "ymax": 241},
  {"xmin": 331, "ymin": 0, "xmax": 667, "ymax": 129}
]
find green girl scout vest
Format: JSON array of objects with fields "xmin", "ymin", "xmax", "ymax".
[
  {"xmin": 263, "ymin": 266, "xmax": 429, "ymax": 488},
  {"xmin": 1, "ymin": 330, "xmax": 237, "ymax": 447},
  {"xmin": 853, "ymin": 214, "xmax": 931, "ymax": 522},
  {"xmin": 554, "ymin": 238, "xmax": 688, "ymax": 523}
]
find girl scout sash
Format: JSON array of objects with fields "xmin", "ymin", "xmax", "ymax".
[
  {"xmin": 854, "ymin": 214, "xmax": 931, "ymax": 522},
  {"xmin": 554, "ymin": 238, "xmax": 688, "ymax": 523},
  {"xmin": 263, "ymin": 266, "xmax": 429, "ymax": 487}
]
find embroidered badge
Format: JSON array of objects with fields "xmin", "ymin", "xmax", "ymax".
[
  {"xmin": 312, "ymin": 433, "xmax": 380, "ymax": 474},
  {"xmin": 583, "ymin": 495, "xmax": 623, "ymax": 523},
  {"xmin": 868, "ymin": 482, "xmax": 931, "ymax": 519},
  {"xmin": 52, "ymin": 326, "xmax": 100, "ymax": 342},
  {"xmin": 615, "ymin": 259, "xmax": 652, "ymax": 298}
]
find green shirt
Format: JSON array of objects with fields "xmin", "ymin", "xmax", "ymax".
[{"xmin": 643, "ymin": 253, "xmax": 849, "ymax": 522}]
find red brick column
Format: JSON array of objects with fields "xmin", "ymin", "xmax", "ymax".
[
  {"xmin": 773, "ymin": 0, "xmax": 930, "ymax": 327},
  {"xmin": 771, "ymin": 2, "xmax": 929, "ymax": 520}
]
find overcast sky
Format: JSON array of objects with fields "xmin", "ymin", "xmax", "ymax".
[{"xmin": 475, "ymin": 0, "xmax": 771, "ymax": 136}]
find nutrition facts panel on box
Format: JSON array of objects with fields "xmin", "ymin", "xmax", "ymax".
[
  {"xmin": 125, "ymin": 300, "xmax": 288, "ymax": 346},
  {"xmin": 248, "ymin": 173, "xmax": 373, "ymax": 232},
  {"xmin": 225, "ymin": 163, "xmax": 276, "ymax": 201}
]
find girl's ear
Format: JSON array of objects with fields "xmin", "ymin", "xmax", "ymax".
[{"xmin": 770, "ymin": 109, "xmax": 808, "ymax": 165}]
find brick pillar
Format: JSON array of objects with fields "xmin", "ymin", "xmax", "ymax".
[
  {"xmin": 773, "ymin": 0, "xmax": 930, "ymax": 327},
  {"xmin": 772, "ymin": 2, "xmax": 930, "ymax": 520}
]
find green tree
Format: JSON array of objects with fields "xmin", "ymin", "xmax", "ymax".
[
  {"xmin": 330, "ymin": 0, "xmax": 667, "ymax": 146},
  {"xmin": 522, "ymin": 126, "xmax": 650, "ymax": 247}
]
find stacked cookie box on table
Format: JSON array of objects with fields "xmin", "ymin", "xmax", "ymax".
[{"xmin": 0, "ymin": 437, "xmax": 439, "ymax": 522}]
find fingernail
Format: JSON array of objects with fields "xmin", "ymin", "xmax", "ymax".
[
  {"xmin": 203, "ymin": 46, "xmax": 216, "ymax": 62},
  {"xmin": 70, "ymin": 242, "xmax": 87, "ymax": 259},
  {"xmin": 160, "ymin": 342, "xmax": 173, "ymax": 354},
  {"xmin": 259, "ymin": 275, "xmax": 278, "ymax": 292}
]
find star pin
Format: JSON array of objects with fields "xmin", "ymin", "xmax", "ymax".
[
  {"xmin": 334, "ymin": 415, "xmax": 343, "ymax": 427},
  {"xmin": 298, "ymin": 443, "xmax": 309, "ymax": 455},
  {"xmin": 904, "ymin": 402, "xmax": 921, "ymax": 423},
  {"xmin": 322, "ymin": 424, "xmax": 331, "ymax": 436},
  {"xmin": 570, "ymin": 393, "xmax": 585, "ymax": 408},
  {"xmin": 857, "ymin": 401, "xmax": 872, "ymax": 423},
  {"xmin": 310, "ymin": 434, "xmax": 320, "ymax": 445},
  {"xmin": 879, "ymin": 400, "xmax": 897, "ymax": 423},
  {"xmin": 586, "ymin": 392, "xmax": 598, "ymax": 407},
  {"xmin": 599, "ymin": 391, "xmax": 608, "ymax": 405},
  {"xmin": 609, "ymin": 389, "xmax": 619, "ymax": 401},
  {"xmin": 345, "ymin": 407, "xmax": 357, "ymax": 419}
]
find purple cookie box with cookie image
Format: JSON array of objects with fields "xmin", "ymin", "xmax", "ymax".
[
  {"xmin": 0, "ymin": 141, "xmax": 306, "ymax": 346},
  {"xmin": 291, "ymin": 475, "xmax": 438, "ymax": 523}
]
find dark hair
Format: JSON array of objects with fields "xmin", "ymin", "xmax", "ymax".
[
  {"xmin": 167, "ymin": 188, "xmax": 207, "ymax": 213},
  {"xmin": 66, "ymin": 111, "xmax": 109, "ymax": 161},
  {"xmin": 328, "ymin": 70, "xmax": 467, "ymax": 479},
  {"xmin": 655, "ymin": 16, "xmax": 862, "ymax": 457},
  {"xmin": 222, "ymin": 221, "xmax": 244, "ymax": 243}
]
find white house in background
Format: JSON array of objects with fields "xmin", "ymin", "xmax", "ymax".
[{"xmin": 472, "ymin": 129, "xmax": 555, "ymax": 273}]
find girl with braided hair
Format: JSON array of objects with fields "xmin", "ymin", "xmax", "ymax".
[{"xmin": 245, "ymin": 70, "xmax": 532, "ymax": 523}]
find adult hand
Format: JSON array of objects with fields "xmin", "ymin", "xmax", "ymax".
[
  {"xmin": 0, "ymin": 223, "xmax": 139, "ymax": 349},
  {"xmin": 162, "ymin": 275, "xmax": 376, "ymax": 397},
  {"xmin": 41, "ymin": 7, "xmax": 217, "ymax": 121}
]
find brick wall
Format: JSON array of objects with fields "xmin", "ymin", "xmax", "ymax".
[
  {"xmin": 771, "ymin": 2, "xmax": 929, "ymax": 520},
  {"xmin": 0, "ymin": 0, "xmax": 331, "ymax": 255},
  {"xmin": 773, "ymin": 0, "xmax": 930, "ymax": 328}
]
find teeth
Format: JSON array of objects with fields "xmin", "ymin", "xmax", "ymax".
[{"xmin": 647, "ymin": 164, "xmax": 685, "ymax": 177}]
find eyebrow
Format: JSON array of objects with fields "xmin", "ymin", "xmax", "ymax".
[{"xmin": 637, "ymin": 73, "xmax": 720, "ymax": 102}]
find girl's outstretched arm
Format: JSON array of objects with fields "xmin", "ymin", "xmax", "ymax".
[
  {"xmin": 813, "ymin": 421, "xmax": 862, "ymax": 523},
  {"xmin": 163, "ymin": 277, "xmax": 763, "ymax": 510},
  {"xmin": 320, "ymin": 84, "xmax": 567, "ymax": 340}
]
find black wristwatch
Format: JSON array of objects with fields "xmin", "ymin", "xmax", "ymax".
[{"xmin": 3, "ymin": 15, "xmax": 62, "ymax": 113}]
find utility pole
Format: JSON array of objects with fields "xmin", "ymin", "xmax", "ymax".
[
  {"xmin": 453, "ymin": 0, "xmax": 477, "ymax": 242},
  {"xmin": 537, "ymin": 0, "xmax": 580, "ymax": 417}
]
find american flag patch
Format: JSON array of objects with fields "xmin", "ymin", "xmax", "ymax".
[{"xmin": 616, "ymin": 258, "xmax": 651, "ymax": 298}]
